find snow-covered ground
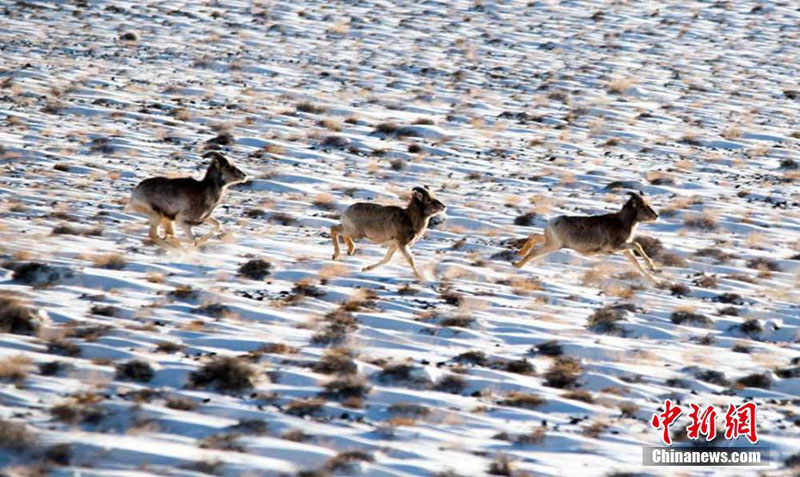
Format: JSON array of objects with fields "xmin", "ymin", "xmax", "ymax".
[{"xmin": 1, "ymin": 1, "xmax": 799, "ymax": 475}]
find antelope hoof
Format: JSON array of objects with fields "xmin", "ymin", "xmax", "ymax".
[
  {"xmin": 512, "ymin": 261, "xmax": 523, "ymax": 269},
  {"xmin": 332, "ymin": 253, "xmax": 340, "ymax": 261},
  {"xmin": 361, "ymin": 266, "xmax": 374, "ymax": 272}
]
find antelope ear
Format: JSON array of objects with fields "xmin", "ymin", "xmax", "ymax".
[
  {"xmin": 626, "ymin": 191, "xmax": 641, "ymax": 201},
  {"xmin": 412, "ymin": 186, "xmax": 429, "ymax": 197},
  {"xmin": 203, "ymin": 151, "xmax": 226, "ymax": 164}
]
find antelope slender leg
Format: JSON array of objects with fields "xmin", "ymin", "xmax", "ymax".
[
  {"xmin": 197, "ymin": 217, "xmax": 221, "ymax": 245},
  {"xmin": 162, "ymin": 220, "xmax": 183, "ymax": 248},
  {"xmin": 331, "ymin": 225, "xmax": 343, "ymax": 260},
  {"xmin": 160, "ymin": 217, "xmax": 175, "ymax": 237},
  {"xmin": 631, "ymin": 242, "xmax": 658, "ymax": 271},
  {"xmin": 362, "ymin": 244, "xmax": 397, "ymax": 272},
  {"xmin": 623, "ymin": 249, "xmax": 657, "ymax": 283},
  {"xmin": 180, "ymin": 221, "xmax": 198, "ymax": 247},
  {"xmin": 344, "ymin": 236, "xmax": 356, "ymax": 255},
  {"xmin": 147, "ymin": 216, "xmax": 171, "ymax": 248},
  {"xmin": 513, "ymin": 239, "xmax": 559, "ymax": 269},
  {"xmin": 398, "ymin": 245, "xmax": 423, "ymax": 281},
  {"xmin": 518, "ymin": 234, "xmax": 541, "ymax": 256}
]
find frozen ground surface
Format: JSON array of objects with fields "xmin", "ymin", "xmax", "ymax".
[{"xmin": 0, "ymin": 1, "xmax": 799, "ymax": 476}]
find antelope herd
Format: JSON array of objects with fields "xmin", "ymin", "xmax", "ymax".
[{"xmin": 128, "ymin": 153, "xmax": 663, "ymax": 284}]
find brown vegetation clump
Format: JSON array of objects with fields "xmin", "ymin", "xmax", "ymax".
[
  {"xmin": 0, "ymin": 419, "xmax": 38, "ymax": 452},
  {"xmin": 500, "ymin": 392, "xmax": 546, "ymax": 409},
  {"xmin": 189, "ymin": 357, "xmax": 256, "ymax": 392},
  {"xmin": 0, "ymin": 355, "xmax": 34, "ymax": 382},
  {"xmin": 313, "ymin": 347, "xmax": 358, "ymax": 375},
  {"xmin": 0, "ymin": 295, "xmax": 39, "ymax": 335},
  {"xmin": 238, "ymin": 259, "xmax": 272, "ymax": 280},
  {"xmin": 115, "ymin": 360, "xmax": 155, "ymax": 382},
  {"xmin": 312, "ymin": 309, "xmax": 358, "ymax": 345},
  {"xmin": 543, "ymin": 357, "xmax": 582, "ymax": 389},
  {"xmin": 321, "ymin": 375, "xmax": 371, "ymax": 400},
  {"xmin": 325, "ymin": 450, "xmax": 375, "ymax": 473}
]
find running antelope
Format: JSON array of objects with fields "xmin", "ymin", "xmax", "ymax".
[
  {"xmin": 127, "ymin": 152, "xmax": 248, "ymax": 248},
  {"xmin": 513, "ymin": 192, "xmax": 660, "ymax": 283},
  {"xmin": 331, "ymin": 186, "xmax": 446, "ymax": 281}
]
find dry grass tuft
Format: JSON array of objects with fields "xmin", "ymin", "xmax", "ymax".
[
  {"xmin": 189, "ymin": 356, "xmax": 256, "ymax": 392},
  {"xmin": 499, "ymin": 391, "xmax": 546, "ymax": 409},
  {"xmin": 282, "ymin": 429, "xmax": 312, "ymax": 442},
  {"xmin": 0, "ymin": 354, "xmax": 34, "ymax": 382},
  {"xmin": 264, "ymin": 143, "xmax": 286, "ymax": 155},
  {"xmin": 50, "ymin": 394, "xmax": 106, "ymax": 425},
  {"xmin": 47, "ymin": 339, "xmax": 81, "ymax": 357},
  {"xmin": 684, "ymin": 212, "xmax": 718, "ymax": 231},
  {"xmin": 238, "ymin": 259, "xmax": 272, "ymax": 280},
  {"xmin": 670, "ymin": 309, "xmax": 712, "ymax": 328},
  {"xmin": 533, "ymin": 340, "xmax": 563, "ymax": 356},
  {"xmin": 734, "ymin": 373, "xmax": 771, "ymax": 389},
  {"xmin": 487, "ymin": 454, "xmax": 514, "ymax": 476},
  {"xmin": 91, "ymin": 253, "xmax": 127, "ymax": 270},
  {"xmin": 285, "ymin": 397, "xmax": 326, "ymax": 417},
  {"xmin": 514, "ymin": 428, "xmax": 546, "ymax": 445},
  {"xmin": 168, "ymin": 285, "xmax": 198, "ymax": 301},
  {"xmin": 321, "ymin": 375, "xmax": 371, "ymax": 400},
  {"xmin": 374, "ymin": 122, "xmax": 400, "ymax": 135},
  {"xmin": 439, "ymin": 315, "xmax": 475, "ymax": 329},
  {"xmin": 543, "ymin": 357, "xmax": 582, "ymax": 389},
  {"xmin": 433, "ymin": 374, "xmax": 466, "ymax": 394},
  {"xmin": 9, "ymin": 262, "xmax": 69, "ymax": 287},
  {"xmin": 607, "ymin": 77, "xmax": 636, "ymax": 94},
  {"xmin": 583, "ymin": 420, "xmax": 609, "ymax": 438},
  {"xmin": 312, "ymin": 193, "xmax": 337, "ymax": 211},
  {"xmin": 587, "ymin": 304, "xmax": 630, "ymax": 335},
  {"xmin": 502, "ymin": 358, "xmax": 535, "ymax": 375},
  {"xmin": 165, "ymin": 396, "xmax": 197, "ymax": 411},
  {"xmin": 388, "ymin": 402, "xmax": 431, "ymax": 418},
  {"xmin": 325, "ymin": 450, "xmax": 374, "ymax": 473},
  {"xmin": 296, "ymin": 101, "xmax": 328, "ymax": 115},
  {"xmin": 156, "ymin": 341, "xmax": 184, "ymax": 353},
  {"xmin": 314, "ymin": 347, "xmax": 358, "ymax": 375},
  {"xmin": 377, "ymin": 362, "xmax": 431, "ymax": 388},
  {"xmin": 258, "ymin": 342, "xmax": 300, "ymax": 355},
  {"xmin": 0, "ymin": 295, "xmax": 39, "ymax": 335},
  {"xmin": 173, "ymin": 108, "xmax": 192, "ymax": 121},
  {"xmin": 454, "ymin": 350, "xmax": 488, "ymax": 366},
  {"xmin": 319, "ymin": 118, "xmax": 343, "ymax": 131},
  {"xmin": 199, "ymin": 433, "xmax": 244, "ymax": 452},
  {"xmin": 311, "ymin": 309, "xmax": 358, "ymax": 345},
  {"xmin": 562, "ymin": 390, "xmax": 594, "ymax": 403},
  {"xmin": 115, "ymin": 360, "xmax": 154, "ymax": 383},
  {"xmin": 0, "ymin": 419, "xmax": 38, "ymax": 452},
  {"xmin": 747, "ymin": 257, "xmax": 781, "ymax": 272}
]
